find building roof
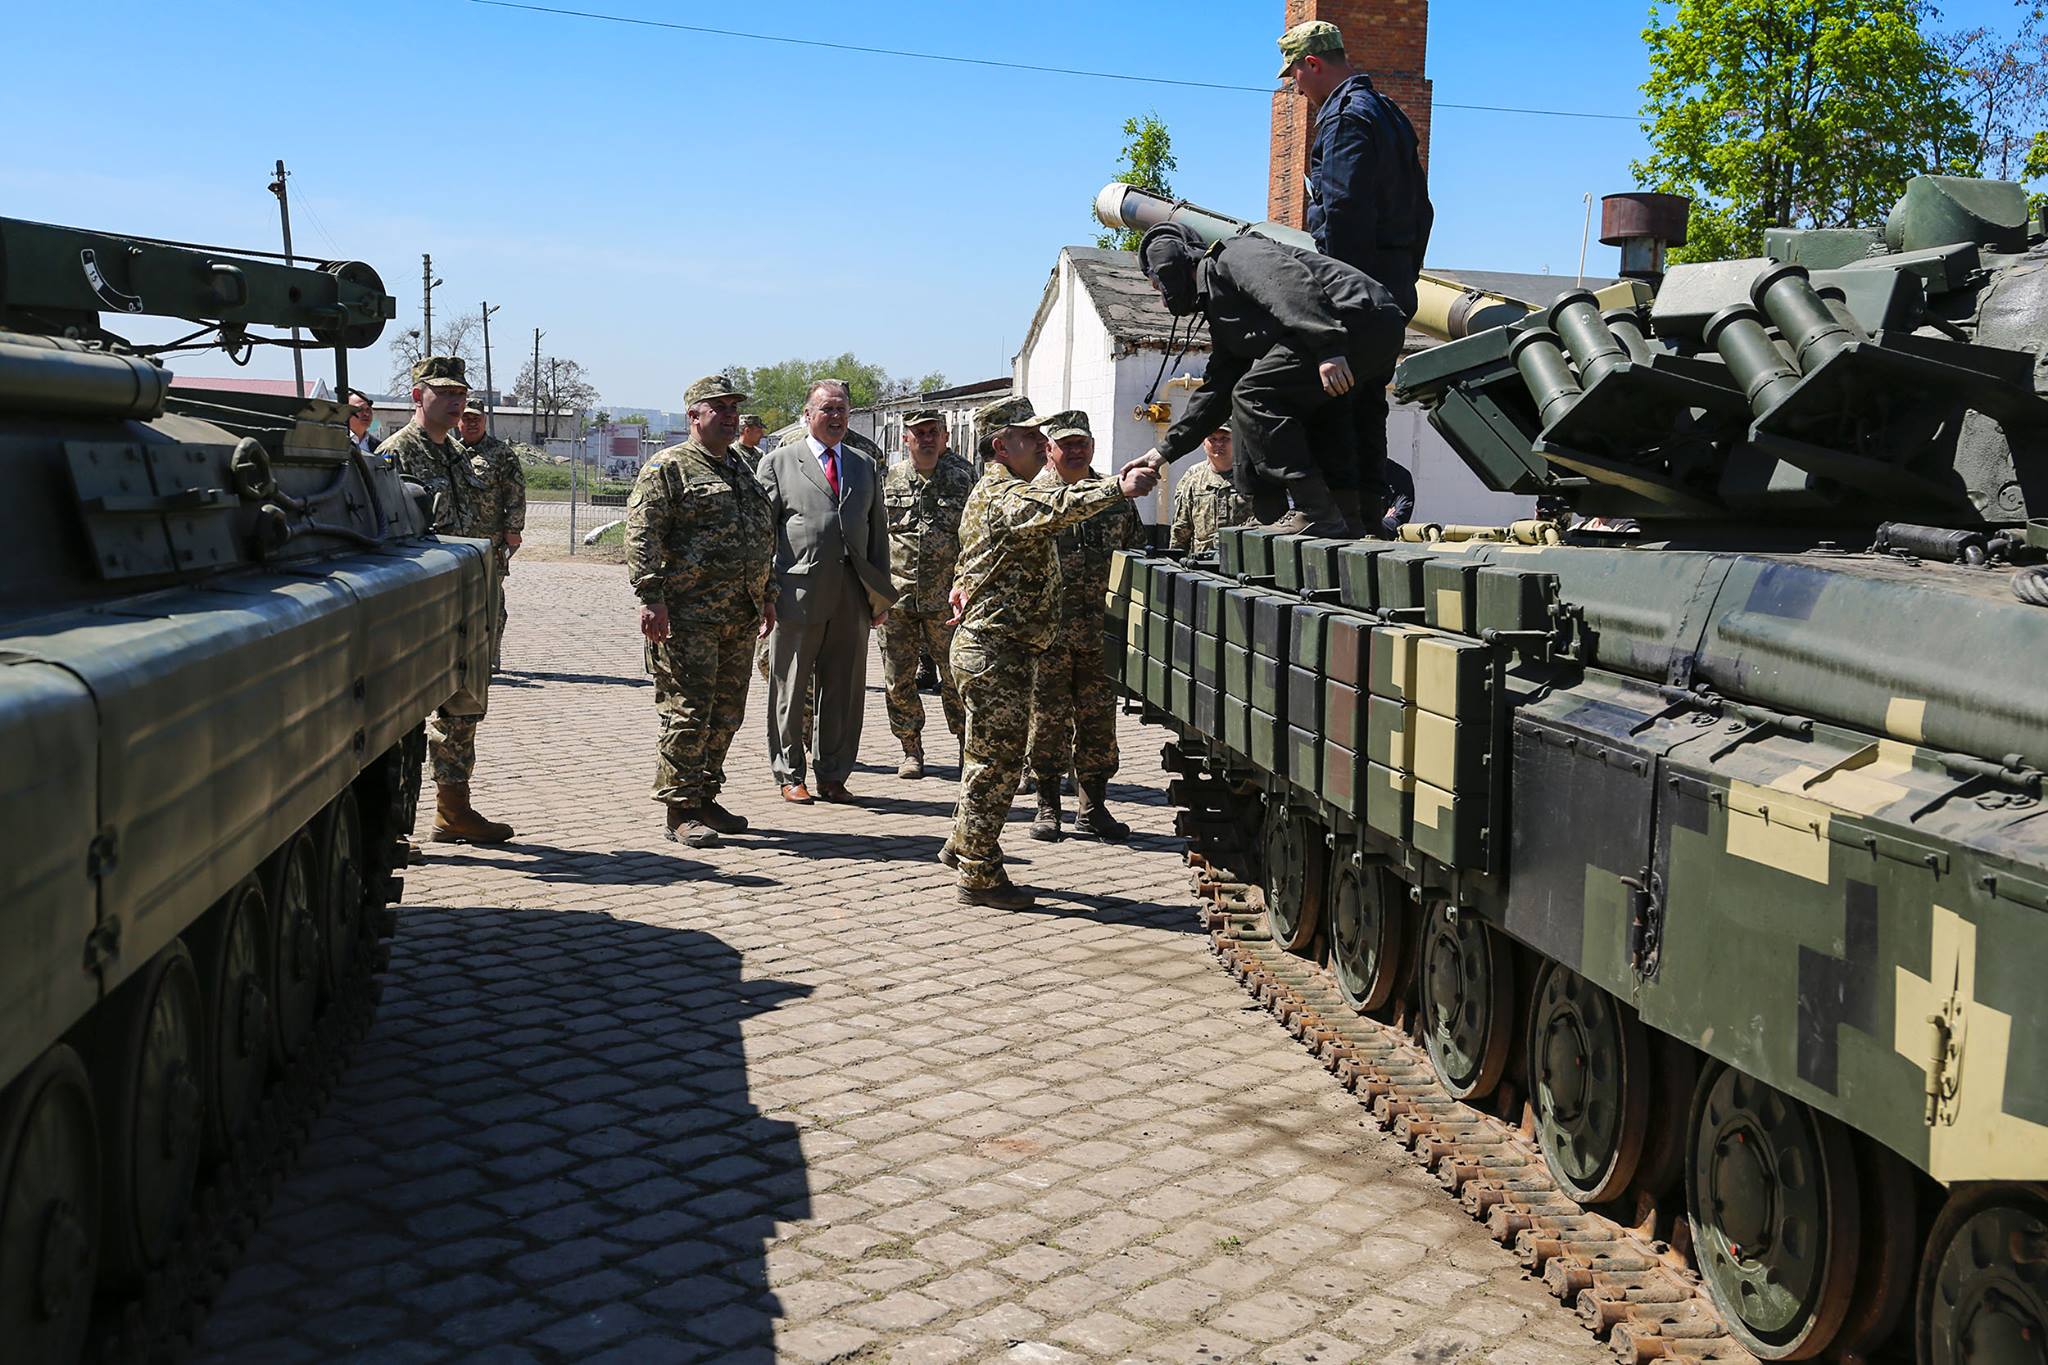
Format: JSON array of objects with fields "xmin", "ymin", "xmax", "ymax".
[
  {"xmin": 1063, "ymin": 247, "xmax": 1183, "ymax": 349},
  {"xmin": 858, "ymin": 376, "xmax": 1010, "ymax": 413},
  {"xmin": 167, "ymin": 375, "xmax": 331, "ymax": 399}
]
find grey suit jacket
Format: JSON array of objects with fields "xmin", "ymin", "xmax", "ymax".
[{"xmin": 758, "ymin": 437, "xmax": 899, "ymax": 625}]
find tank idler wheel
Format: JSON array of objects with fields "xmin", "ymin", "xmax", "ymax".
[
  {"xmin": 0, "ymin": 1045, "xmax": 100, "ymax": 1362},
  {"xmin": 266, "ymin": 828, "xmax": 325, "ymax": 1063},
  {"xmin": 319, "ymin": 790, "xmax": 366, "ymax": 991},
  {"xmin": 187, "ymin": 879, "xmax": 274, "ymax": 1160},
  {"xmin": 1329, "ymin": 853, "xmax": 1409, "ymax": 1013},
  {"xmin": 1685, "ymin": 1063, "xmax": 1861, "ymax": 1359},
  {"xmin": 1527, "ymin": 960, "xmax": 1648, "ymax": 1204},
  {"xmin": 93, "ymin": 942, "xmax": 206, "ymax": 1285},
  {"xmin": 1916, "ymin": 1184, "xmax": 2048, "ymax": 1365},
  {"xmin": 1261, "ymin": 800, "xmax": 1325, "ymax": 955},
  {"xmin": 1420, "ymin": 908, "xmax": 1514, "ymax": 1099}
]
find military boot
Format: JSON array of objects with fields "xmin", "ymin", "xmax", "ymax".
[
  {"xmin": 665, "ymin": 805, "xmax": 719, "ymax": 848},
  {"xmin": 898, "ymin": 743, "xmax": 925, "ymax": 780},
  {"xmin": 1030, "ymin": 783, "xmax": 1063, "ymax": 841},
  {"xmin": 698, "ymin": 800, "xmax": 749, "ymax": 835},
  {"xmin": 1073, "ymin": 777, "xmax": 1131, "ymax": 842},
  {"xmin": 1259, "ymin": 474, "xmax": 1348, "ymax": 538},
  {"xmin": 957, "ymin": 877, "xmax": 1035, "ymax": 909},
  {"xmin": 432, "ymin": 784, "xmax": 514, "ymax": 844}
]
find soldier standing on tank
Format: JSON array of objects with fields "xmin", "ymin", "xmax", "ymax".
[
  {"xmin": 940, "ymin": 397, "xmax": 1162, "ymax": 909},
  {"xmin": 1279, "ymin": 18, "xmax": 1434, "ymax": 534},
  {"xmin": 626, "ymin": 375, "xmax": 776, "ymax": 848},
  {"xmin": 1024, "ymin": 410, "xmax": 1147, "ymax": 842},
  {"xmin": 736, "ymin": 414, "xmax": 767, "ymax": 472},
  {"xmin": 880, "ymin": 408, "xmax": 975, "ymax": 780},
  {"xmin": 457, "ymin": 397, "xmax": 526, "ymax": 670},
  {"xmin": 1168, "ymin": 424, "xmax": 1251, "ymax": 555},
  {"xmin": 378, "ymin": 356, "xmax": 515, "ymax": 844}
]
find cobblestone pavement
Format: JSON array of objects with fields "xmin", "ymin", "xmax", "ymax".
[{"xmin": 195, "ymin": 559, "xmax": 1607, "ymax": 1365}]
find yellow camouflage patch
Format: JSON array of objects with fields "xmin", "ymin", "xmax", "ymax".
[
  {"xmin": 1886, "ymin": 696, "xmax": 1928, "ymax": 743},
  {"xmin": 1412, "ymin": 779, "xmax": 1453, "ymax": 831},
  {"xmin": 1433, "ymin": 588, "xmax": 1465, "ymax": 633},
  {"xmin": 1724, "ymin": 780, "xmax": 1831, "ymax": 883}
]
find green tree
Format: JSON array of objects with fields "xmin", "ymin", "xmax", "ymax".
[
  {"xmin": 1634, "ymin": 0, "xmax": 1971, "ymax": 262},
  {"xmin": 721, "ymin": 355, "xmax": 948, "ymax": 431},
  {"xmin": 2027, "ymin": 130, "xmax": 2048, "ymax": 208},
  {"xmin": 1095, "ymin": 112, "xmax": 1177, "ymax": 252},
  {"xmin": 1941, "ymin": 9, "xmax": 2048, "ymax": 180}
]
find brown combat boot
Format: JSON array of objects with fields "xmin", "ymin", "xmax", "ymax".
[
  {"xmin": 1074, "ymin": 777, "xmax": 1131, "ymax": 842},
  {"xmin": 1029, "ymin": 784, "xmax": 1063, "ymax": 841},
  {"xmin": 665, "ymin": 805, "xmax": 720, "ymax": 848},
  {"xmin": 898, "ymin": 743, "xmax": 925, "ymax": 780},
  {"xmin": 957, "ymin": 876, "xmax": 1035, "ymax": 909},
  {"xmin": 431, "ymin": 784, "xmax": 514, "ymax": 844}
]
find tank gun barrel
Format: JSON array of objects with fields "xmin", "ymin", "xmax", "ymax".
[{"xmin": 1092, "ymin": 181, "xmax": 1532, "ymax": 341}]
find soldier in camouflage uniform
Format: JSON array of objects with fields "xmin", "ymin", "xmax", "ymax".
[
  {"xmin": 1168, "ymin": 424, "xmax": 1251, "ymax": 554},
  {"xmin": 626, "ymin": 375, "xmax": 776, "ymax": 848},
  {"xmin": 377, "ymin": 356, "xmax": 515, "ymax": 844},
  {"xmin": 1025, "ymin": 411, "xmax": 1149, "ymax": 842},
  {"xmin": 881, "ymin": 408, "xmax": 975, "ymax": 779},
  {"xmin": 457, "ymin": 397, "xmax": 527, "ymax": 668},
  {"xmin": 940, "ymin": 397, "xmax": 1162, "ymax": 908},
  {"xmin": 736, "ymin": 415, "xmax": 767, "ymax": 473}
]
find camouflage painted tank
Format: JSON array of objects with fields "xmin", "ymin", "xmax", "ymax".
[
  {"xmin": 0, "ymin": 216, "xmax": 494, "ymax": 1358},
  {"xmin": 1099, "ymin": 178, "xmax": 2048, "ymax": 1364}
]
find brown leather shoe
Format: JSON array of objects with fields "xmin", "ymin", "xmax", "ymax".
[
  {"xmin": 817, "ymin": 781, "xmax": 854, "ymax": 804},
  {"xmin": 781, "ymin": 783, "xmax": 814, "ymax": 804}
]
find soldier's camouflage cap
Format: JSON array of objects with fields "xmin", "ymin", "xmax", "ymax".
[
  {"xmin": 1277, "ymin": 19, "xmax": 1344, "ymax": 77},
  {"xmin": 738, "ymin": 413, "xmax": 765, "ymax": 428},
  {"xmin": 972, "ymin": 395, "xmax": 1047, "ymax": 457},
  {"xmin": 412, "ymin": 355, "xmax": 469, "ymax": 390},
  {"xmin": 684, "ymin": 374, "xmax": 748, "ymax": 405},
  {"xmin": 901, "ymin": 408, "xmax": 945, "ymax": 428},
  {"xmin": 1042, "ymin": 409, "xmax": 1092, "ymax": 441},
  {"xmin": 461, "ymin": 395, "xmax": 485, "ymax": 415}
]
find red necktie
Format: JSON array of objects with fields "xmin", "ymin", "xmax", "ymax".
[{"xmin": 822, "ymin": 446, "xmax": 841, "ymax": 498}]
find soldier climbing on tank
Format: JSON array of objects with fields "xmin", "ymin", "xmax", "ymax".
[
  {"xmin": 1278, "ymin": 19, "xmax": 1434, "ymax": 536},
  {"xmin": 1134, "ymin": 222, "xmax": 1408, "ymax": 538}
]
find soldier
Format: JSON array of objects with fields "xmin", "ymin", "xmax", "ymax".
[
  {"xmin": 1023, "ymin": 411, "xmax": 1147, "ymax": 842},
  {"xmin": 940, "ymin": 396, "xmax": 1162, "ymax": 909},
  {"xmin": 626, "ymin": 375, "xmax": 776, "ymax": 848},
  {"xmin": 456, "ymin": 396, "xmax": 526, "ymax": 669},
  {"xmin": 377, "ymin": 356, "xmax": 515, "ymax": 844},
  {"xmin": 1168, "ymin": 423, "xmax": 1251, "ymax": 554},
  {"xmin": 736, "ymin": 414, "xmax": 768, "ymax": 471},
  {"xmin": 880, "ymin": 407, "xmax": 975, "ymax": 779}
]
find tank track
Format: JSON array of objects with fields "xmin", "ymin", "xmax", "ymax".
[
  {"xmin": 1169, "ymin": 762, "xmax": 1761, "ymax": 1365},
  {"xmin": 83, "ymin": 921, "xmax": 393, "ymax": 1363}
]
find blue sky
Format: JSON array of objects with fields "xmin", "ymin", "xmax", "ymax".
[{"xmin": 6, "ymin": 0, "xmax": 2028, "ymax": 408}]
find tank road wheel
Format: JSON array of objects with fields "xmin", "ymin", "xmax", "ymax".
[
  {"xmin": 1916, "ymin": 1185, "xmax": 2048, "ymax": 1365},
  {"xmin": 1527, "ymin": 960, "xmax": 1649, "ymax": 1204},
  {"xmin": 186, "ymin": 879, "xmax": 274, "ymax": 1160},
  {"xmin": 0, "ymin": 1046, "xmax": 100, "ymax": 1362},
  {"xmin": 318, "ymin": 790, "xmax": 366, "ymax": 991},
  {"xmin": 1261, "ymin": 801, "xmax": 1326, "ymax": 954},
  {"xmin": 265, "ymin": 828, "xmax": 324, "ymax": 1062},
  {"xmin": 94, "ymin": 942, "xmax": 206, "ymax": 1284},
  {"xmin": 1330, "ymin": 856, "xmax": 1409, "ymax": 1013},
  {"xmin": 1420, "ymin": 909, "xmax": 1515, "ymax": 1099},
  {"xmin": 1685, "ymin": 1063, "xmax": 1861, "ymax": 1359}
]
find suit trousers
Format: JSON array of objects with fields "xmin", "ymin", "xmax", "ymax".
[{"xmin": 765, "ymin": 574, "xmax": 871, "ymax": 786}]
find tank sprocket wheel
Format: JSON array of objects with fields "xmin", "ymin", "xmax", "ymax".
[
  {"xmin": 186, "ymin": 879, "xmax": 274, "ymax": 1161},
  {"xmin": 266, "ymin": 829, "xmax": 324, "ymax": 1063},
  {"xmin": 318, "ymin": 790, "xmax": 366, "ymax": 994},
  {"xmin": 1527, "ymin": 959, "xmax": 1648, "ymax": 1204},
  {"xmin": 93, "ymin": 942, "xmax": 206, "ymax": 1285},
  {"xmin": 0, "ymin": 1045, "xmax": 100, "ymax": 1363},
  {"xmin": 1329, "ymin": 854, "xmax": 1408, "ymax": 1013},
  {"xmin": 1685, "ymin": 1062, "xmax": 1861, "ymax": 1359},
  {"xmin": 1260, "ymin": 800, "xmax": 1325, "ymax": 954},
  {"xmin": 1419, "ymin": 908, "xmax": 1514, "ymax": 1100},
  {"xmin": 1916, "ymin": 1184, "xmax": 2048, "ymax": 1365}
]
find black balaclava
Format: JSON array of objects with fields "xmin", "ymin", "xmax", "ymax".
[{"xmin": 1138, "ymin": 223, "xmax": 1204, "ymax": 316}]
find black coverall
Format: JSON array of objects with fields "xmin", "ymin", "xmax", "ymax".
[
  {"xmin": 1305, "ymin": 73, "xmax": 1434, "ymax": 509},
  {"xmin": 1158, "ymin": 234, "xmax": 1407, "ymax": 505}
]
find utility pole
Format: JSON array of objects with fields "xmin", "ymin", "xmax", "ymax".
[
  {"xmin": 481, "ymin": 301, "xmax": 501, "ymax": 434},
  {"xmin": 266, "ymin": 160, "xmax": 306, "ymax": 399},
  {"xmin": 422, "ymin": 255, "xmax": 443, "ymax": 362},
  {"xmin": 531, "ymin": 328, "xmax": 544, "ymax": 444}
]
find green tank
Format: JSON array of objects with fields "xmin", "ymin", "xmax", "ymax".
[
  {"xmin": 1099, "ymin": 177, "xmax": 2048, "ymax": 1364},
  {"xmin": 0, "ymin": 216, "xmax": 494, "ymax": 1358}
]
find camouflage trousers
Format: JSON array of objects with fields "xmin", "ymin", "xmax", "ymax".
[
  {"xmin": 946, "ymin": 630, "xmax": 1039, "ymax": 891},
  {"xmin": 652, "ymin": 616, "xmax": 756, "ymax": 808},
  {"xmin": 1027, "ymin": 613, "xmax": 1119, "ymax": 786},
  {"xmin": 880, "ymin": 610, "xmax": 962, "ymax": 750},
  {"xmin": 429, "ymin": 708, "xmax": 478, "ymax": 788}
]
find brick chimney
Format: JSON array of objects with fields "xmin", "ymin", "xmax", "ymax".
[{"xmin": 1267, "ymin": 0, "xmax": 1432, "ymax": 229}]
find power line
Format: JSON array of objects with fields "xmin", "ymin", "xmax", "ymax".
[{"xmin": 465, "ymin": 0, "xmax": 1640, "ymax": 122}]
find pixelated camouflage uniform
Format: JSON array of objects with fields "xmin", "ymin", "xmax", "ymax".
[
  {"xmin": 881, "ymin": 449, "xmax": 976, "ymax": 750},
  {"xmin": 626, "ymin": 440, "xmax": 775, "ymax": 809},
  {"xmin": 466, "ymin": 432, "xmax": 527, "ymax": 666},
  {"xmin": 1168, "ymin": 460, "xmax": 1251, "ymax": 554},
  {"xmin": 380, "ymin": 420, "xmax": 495, "ymax": 788},
  {"xmin": 947, "ymin": 462, "xmax": 1133, "ymax": 890},
  {"xmin": 1027, "ymin": 464, "xmax": 1146, "ymax": 787}
]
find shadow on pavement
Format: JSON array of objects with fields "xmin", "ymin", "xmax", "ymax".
[
  {"xmin": 195, "ymin": 907, "xmax": 810, "ymax": 1361},
  {"xmin": 494, "ymin": 668, "xmax": 653, "ymax": 689},
  {"xmin": 424, "ymin": 843, "xmax": 782, "ymax": 889}
]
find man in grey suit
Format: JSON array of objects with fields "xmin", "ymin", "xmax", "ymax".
[{"xmin": 757, "ymin": 379, "xmax": 898, "ymax": 803}]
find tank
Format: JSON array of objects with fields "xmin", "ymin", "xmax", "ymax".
[
  {"xmin": 1098, "ymin": 178, "xmax": 2048, "ymax": 1364},
  {"xmin": 0, "ymin": 215, "xmax": 495, "ymax": 1358}
]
